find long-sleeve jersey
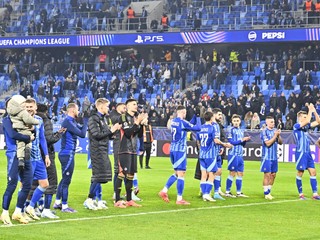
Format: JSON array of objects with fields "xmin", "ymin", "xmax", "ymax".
[
  {"xmin": 118, "ymin": 112, "xmax": 140, "ymax": 154},
  {"xmin": 228, "ymin": 127, "xmax": 245, "ymax": 156},
  {"xmin": 60, "ymin": 115, "xmax": 88, "ymax": 155},
  {"xmin": 261, "ymin": 128, "xmax": 278, "ymax": 161},
  {"xmin": 30, "ymin": 115, "xmax": 49, "ymax": 162},
  {"xmin": 293, "ymin": 123, "xmax": 311, "ymax": 153},
  {"xmin": 170, "ymin": 117, "xmax": 201, "ymax": 152},
  {"xmin": 2, "ymin": 116, "xmax": 30, "ymax": 155},
  {"xmin": 212, "ymin": 122, "xmax": 221, "ymax": 154},
  {"xmin": 196, "ymin": 123, "xmax": 215, "ymax": 159}
]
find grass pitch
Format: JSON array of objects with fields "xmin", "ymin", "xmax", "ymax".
[{"xmin": 0, "ymin": 151, "xmax": 319, "ymax": 240}]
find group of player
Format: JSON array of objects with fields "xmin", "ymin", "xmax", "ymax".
[
  {"xmin": 159, "ymin": 103, "xmax": 320, "ymax": 205},
  {"xmin": 2, "ymin": 94, "xmax": 320, "ymax": 226}
]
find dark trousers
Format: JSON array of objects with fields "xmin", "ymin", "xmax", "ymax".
[
  {"xmin": 2, "ymin": 153, "xmax": 32, "ymax": 210},
  {"xmin": 56, "ymin": 154, "xmax": 75, "ymax": 204},
  {"xmin": 139, "ymin": 143, "xmax": 151, "ymax": 168}
]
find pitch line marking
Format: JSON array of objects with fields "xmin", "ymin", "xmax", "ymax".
[{"xmin": 1, "ymin": 199, "xmax": 300, "ymax": 228}]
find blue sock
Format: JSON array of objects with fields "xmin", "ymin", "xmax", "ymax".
[
  {"xmin": 226, "ymin": 175, "xmax": 233, "ymax": 192},
  {"xmin": 236, "ymin": 176, "xmax": 242, "ymax": 193},
  {"xmin": 165, "ymin": 174, "xmax": 178, "ymax": 189},
  {"xmin": 200, "ymin": 181, "xmax": 206, "ymax": 195},
  {"xmin": 205, "ymin": 181, "xmax": 213, "ymax": 195},
  {"xmin": 95, "ymin": 184, "xmax": 102, "ymax": 201},
  {"xmin": 44, "ymin": 194, "xmax": 53, "ymax": 209},
  {"xmin": 214, "ymin": 176, "xmax": 221, "ymax": 193},
  {"xmin": 296, "ymin": 176, "xmax": 303, "ymax": 194},
  {"xmin": 133, "ymin": 173, "xmax": 138, "ymax": 189},
  {"xmin": 264, "ymin": 186, "xmax": 270, "ymax": 195},
  {"xmin": 30, "ymin": 186, "xmax": 46, "ymax": 208},
  {"xmin": 310, "ymin": 176, "xmax": 318, "ymax": 193},
  {"xmin": 89, "ymin": 182, "xmax": 99, "ymax": 199},
  {"xmin": 177, "ymin": 177, "xmax": 185, "ymax": 197}
]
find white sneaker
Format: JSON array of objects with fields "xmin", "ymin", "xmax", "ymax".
[
  {"xmin": 96, "ymin": 201, "xmax": 108, "ymax": 210},
  {"xmin": 265, "ymin": 194, "xmax": 274, "ymax": 200},
  {"xmin": 25, "ymin": 206, "xmax": 40, "ymax": 220},
  {"xmin": 41, "ymin": 209, "xmax": 60, "ymax": 219},
  {"xmin": 218, "ymin": 189, "xmax": 226, "ymax": 196},
  {"xmin": 34, "ymin": 208, "xmax": 41, "ymax": 217},
  {"xmin": 236, "ymin": 193, "xmax": 249, "ymax": 198},
  {"xmin": 203, "ymin": 195, "xmax": 216, "ymax": 202},
  {"xmin": 83, "ymin": 198, "xmax": 98, "ymax": 210},
  {"xmin": 1, "ymin": 212, "xmax": 13, "ymax": 226},
  {"xmin": 131, "ymin": 192, "xmax": 142, "ymax": 202}
]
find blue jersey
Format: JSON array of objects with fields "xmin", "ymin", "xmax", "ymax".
[
  {"xmin": 60, "ymin": 116, "xmax": 88, "ymax": 155},
  {"xmin": 228, "ymin": 127, "xmax": 245, "ymax": 156},
  {"xmin": 31, "ymin": 115, "xmax": 49, "ymax": 162},
  {"xmin": 212, "ymin": 122, "xmax": 221, "ymax": 153},
  {"xmin": 293, "ymin": 123, "xmax": 311, "ymax": 153},
  {"xmin": 2, "ymin": 116, "xmax": 30, "ymax": 155},
  {"xmin": 261, "ymin": 128, "xmax": 278, "ymax": 161},
  {"xmin": 170, "ymin": 117, "xmax": 201, "ymax": 152},
  {"xmin": 196, "ymin": 124, "xmax": 215, "ymax": 159}
]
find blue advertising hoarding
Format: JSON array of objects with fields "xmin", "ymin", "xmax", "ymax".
[{"xmin": 0, "ymin": 28, "xmax": 320, "ymax": 49}]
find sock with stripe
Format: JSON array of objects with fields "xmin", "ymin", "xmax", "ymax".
[
  {"xmin": 30, "ymin": 186, "xmax": 46, "ymax": 208},
  {"xmin": 296, "ymin": 176, "xmax": 303, "ymax": 194},
  {"xmin": 177, "ymin": 177, "xmax": 185, "ymax": 198},
  {"xmin": 214, "ymin": 176, "xmax": 221, "ymax": 193},
  {"xmin": 310, "ymin": 176, "xmax": 318, "ymax": 194},
  {"xmin": 163, "ymin": 174, "xmax": 178, "ymax": 193},
  {"xmin": 236, "ymin": 176, "xmax": 243, "ymax": 193},
  {"xmin": 263, "ymin": 186, "xmax": 270, "ymax": 195},
  {"xmin": 205, "ymin": 181, "xmax": 213, "ymax": 195},
  {"xmin": 200, "ymin": 181, "xmax": 206, "ymax": 195},
  {"xmin": 226, "ymin": 175, "xmax": 233, "ymax": 192}
]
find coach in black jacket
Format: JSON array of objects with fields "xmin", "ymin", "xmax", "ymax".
[
  {"xmin": 37, "ymin": 103, "xmax": 65, "ymax": 217},
  {"xmin": 84, "ymin": 98, "xmax": 121, "ymax": 209}
]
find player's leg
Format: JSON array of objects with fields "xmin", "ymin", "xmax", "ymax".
[
  {"xmin": 26, "ymin": 161, "xmax": 48, "ymax": 220},
  {"xmin": 236, "ymin": 157, "xmax": 247, "ymax": 197},
  {"xmin": 114, "ymin": 155, "xmax": 126, "ymax": 206},
  {"xmin": 57, "ymin": 155, "xmax": 76, "ymax": 212},
  {"xmin": 1, "ymin": 154, "xmax": 19, "ymax": 225},
  {"xmin": 308, "ymin": 167, "xmax": 320, "ymax": 199},
  {"xmin": 159, "ymin": 151, "xmax": 179, "ymax": 202},
  {"xmin": 145, "ymin": 144, "xmax": 151, "ymax": 168},
  {"xmin": 42, "ymin": 156, "xmax": 59, "ymax": 218},
  {"xmin": 296, "ymin": 170, "xmax": 305, "ymax": 199},
  {"xmin": 176, "ymin": 170, "xmax": 189, "ymax": 204},
  {"xmin": 225, "ymin": 156, "xmax": 237, "ymax": 198},
  {"xmin": 11, "ymin": 157, "xmax": 32, "ymax": 224}
]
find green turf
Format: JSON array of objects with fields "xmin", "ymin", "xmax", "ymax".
[{"xmin": 0, "ymin": 150, "xmax": 319, "ymax": 240}]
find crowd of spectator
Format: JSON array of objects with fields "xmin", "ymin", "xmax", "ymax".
[{"xmin": 1, "ymin": 41, "xmax": 320, "ymax": 129}]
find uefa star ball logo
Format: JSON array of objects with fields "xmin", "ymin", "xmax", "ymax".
[{"xmin": 248, "ymin": 31, "xmax": 257, "ymax": 42}]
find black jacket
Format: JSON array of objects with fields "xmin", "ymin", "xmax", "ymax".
[{"xmin": 88, "ymin": 112, "xmax": 114, "ymax": 183}]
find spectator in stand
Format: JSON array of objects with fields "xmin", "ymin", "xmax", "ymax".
[
  {"xmin": 297, "ymin": 68, "xmax": 306, "ymax": 90},
  {"xmin": 268, "ymin": 12, "xmax": 278, "ymax": 28},
  {"xmin": 251, "ymin": 112, "xmax": 260, "ymax": 130},
  {"xmin": 160, "ymin": 13, "xmax": 169, "ymax": 31},
  {"xmin": 269, "ymin": 92, "xmax": 278, "ymax": 111},
  {"xmin": 284, "ymin": 115, "xmax": 293, "ymax": 130},
  {"xmin": 278, "ymin": 92, "xmax": 288, "ymax": 114},
  {"xmin": 274, "ymin": 69, "xmax": 281, "ymax": 90},
  {"xmin": 265, "ymin": 63, "xmax": 274, "ymax": 85},
  {"xmin": 254, "ymin": 63, "xmax": 262, "ymax": 85},
  {"xmin": 127, "ymin": 6, "xmax": 135, "ymax": 30},
  {"xmin": 284, "ymin": 69, "xmax": 293, "ymax": 89},
  {"xmin": 244, "ymin": 111, "xmax": 253, "ymax": 129},
  {"xmin": 303, "ymin": 0, "xmax": 315, "ymax": 24}
]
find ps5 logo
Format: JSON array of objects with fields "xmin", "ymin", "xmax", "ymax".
[{"xmin": 134, "ymin": 35, "xmax": 164, "ymax": 44}]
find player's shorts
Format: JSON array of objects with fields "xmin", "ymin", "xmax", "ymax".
[
  {"xmin": 32, "ymin": 160, "xmax": 48, "ymax": 180},
  {"xmin": 216, "ymin": 155, "xmax": 223, "ymax": 168},
  {"xmin": 118, "ymin": 153, "xmax": 137, "ymax": 175},
  {"xmin": 227, "ymin": 155, "xmax": 244, "ymax": 172},
  {"xmin": 295, "ymin": 152, "xmax": 315, "ymax": 171},
  {"xmin": 199, "ymin": 157, "xmax": 218, "ymax": 173},
  {"xmin": 260, "ymin": 159, "xmax": 278, "ymax": 173},
  {"xmin": 170, "ymin": 151, "xmax": 187, "ymax": 171}
]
